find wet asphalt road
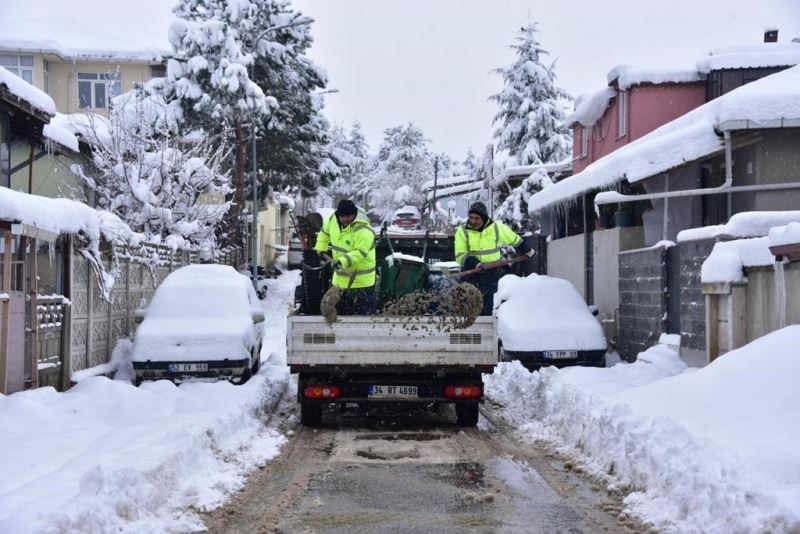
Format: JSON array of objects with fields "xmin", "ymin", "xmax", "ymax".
[{"xmin": 202, "ymin": 404, "xmax": 638, "ymax": 534}]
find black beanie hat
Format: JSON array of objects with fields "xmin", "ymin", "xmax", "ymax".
[
  {"xmin": 468, "ymin": 201, "xmax": 488, "ymax": 221},
  {"xmin": 336, "ymin": 199, "xmax": 358, "ymax": 217}
]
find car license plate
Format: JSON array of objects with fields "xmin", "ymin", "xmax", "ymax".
[
  {"xmin": 368, "ymin": 385, "xmax": 418, "ymax": 398},
  {"xmin": 544, "ymin": 350, "xmax": 578, "ymax": 360},
  {"xmin": 168, "ymin": 363, "xmax": 208, "ymax": 373}
]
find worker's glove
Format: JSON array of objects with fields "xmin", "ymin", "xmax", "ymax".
[
  {"xmin": 476, "ymin": 263, "xmax": 486, "ymax": 271},
  {"xmin": 463, "ymin": 256, "xmax": 480, "ymax": 270}
]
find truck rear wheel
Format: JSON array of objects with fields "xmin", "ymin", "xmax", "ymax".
[
  {"xmin": 301, "ymin": 403, "xmax": 322, "ymax": 426},
  {"xmin": 455, "ymin": 402, "xmax": 479, "ymax": 427}
]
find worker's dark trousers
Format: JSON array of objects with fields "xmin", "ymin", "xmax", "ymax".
[
  {"xmin": 465, "ymin": 269, "xmax": 500, "ymax": 316},
  {"xmin": 337, "ymin": 286, "xmax": 377, "ymax": 315}
]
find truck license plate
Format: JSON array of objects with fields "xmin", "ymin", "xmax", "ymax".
[
  {"xmin": 368, "ymin": 385, "xmax": 418, "ymax": 398},
  {"xmin": 543, "ymin": 350, "xmax": 578, "ymax": 360},
  {"xmin": 168, "ymin": 363, "xmax": 208, "ymax": 372}
]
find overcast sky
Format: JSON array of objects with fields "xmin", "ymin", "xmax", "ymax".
[{"xmin": 5, "ymin": 0, "xmax": 799, "ymax": 158}]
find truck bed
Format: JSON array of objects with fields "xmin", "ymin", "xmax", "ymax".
[{"xmin": 287, "ymin": 316, "xmax": 497, "ymax": 367}]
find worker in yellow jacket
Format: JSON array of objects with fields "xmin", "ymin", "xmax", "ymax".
[
  {"xmin": 315, "ymin": 199, "xmax": 377, "ymax": 315},
  {"xmin": 454, "ymin": 201, "xmax": 533, "ymax": 315}
]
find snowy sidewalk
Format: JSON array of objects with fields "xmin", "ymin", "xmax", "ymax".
[
  {"xmin": 486, "ymin": 330, "xmax": 800, "ymax": 533},
  {"xmin": 0, "ymin": 270, "xmax": 300, "ymax": 533}
]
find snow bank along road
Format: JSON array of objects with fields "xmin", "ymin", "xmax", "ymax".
[{"xmin": 203, "ymin": 405, "xmax": 638, "ymax": 533}]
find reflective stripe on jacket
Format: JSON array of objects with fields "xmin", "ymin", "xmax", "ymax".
[
  {"xmin": 315, "ymin": 210, "xmax": 376, "ymax": 289},
  {"xmin": 454, "ymin": 218, "xmax": 523, "ymax": 266}
]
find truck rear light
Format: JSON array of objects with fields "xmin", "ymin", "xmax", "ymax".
[
  {"xmin": 444, "ymin": 385, "xmax": 481, "ymax": 399},
  {"xmin": 304, "ymin": 385, "xmax": 341, "ymax": 399}
]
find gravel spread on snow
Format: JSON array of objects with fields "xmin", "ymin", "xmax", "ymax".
[
  {"xmin": 0, "ymin": 268, "xmax": 300, "ymax": 533},
  {"xmin": 485, "ymin": 327, "xmax": 800, "ymax": 532}
]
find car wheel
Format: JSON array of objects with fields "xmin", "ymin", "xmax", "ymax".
[
  {"xmin": 455, "ymin": 402, "xmax": 479, "ymax": 427},
  {"xmin": 134, "ymin": 377, "xmax": 143, "ymax": 387},
  {"xmin": 300, "ymin": 403, "xmax": 322, "ymax": 426}
]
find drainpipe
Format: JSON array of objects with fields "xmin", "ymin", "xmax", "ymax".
[{"xmin": 595, "ymin": 130, "xmax": 800, "ymax": 210}]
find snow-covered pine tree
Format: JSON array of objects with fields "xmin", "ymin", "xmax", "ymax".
[
  {"xmin": 248, "ymin": 5, "xmax": 339, "ymax": 198},
  {"xmin": 368, "ymin": 122, "xmax": 433, "ymax": 221},
  {"xmin": 494, "ymin": 167, "xmax": 553, "ymax": 230},
  {"xmin": 489, "ymin": 22, "xmax": 571, "ymax": 166},
  {"xmin": 325, "ymin": 121, "xmax": 370, "ymax": 204},
  {"xmin": 457, "ymin": 148, "xmax": 479, "ymax": 179},
  {"xmin": 164, "ymin": 0, "xmax": 280, "ymax": 246}
]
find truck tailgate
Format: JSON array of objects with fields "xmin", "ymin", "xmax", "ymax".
[{"xmin": 287, "ymin": 316, "xmax": 497, "ymax": 366}]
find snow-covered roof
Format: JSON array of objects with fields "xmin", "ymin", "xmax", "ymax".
[
  {"xmin": 677, "ymin": 211, "xmax": 800, "ymax": 242},
  {"xmin": 566, "ymin": 87, "xmax": 616, "ymax": 127},
  {"xmin": 0, "ymin": 18, "xmax": 166, "ymax": 62},
  {"xmin": 0, "ymin": 66, "xmax": 55, "ymax": 116},
  {"xmin": 701, "ymin": 236, "xmax": 774, "ymax": 283},
  {"xmin": 608, "ymin": 64, "xmax": 705, "ymax": 91},
  {"xmin": 422, "ymin": 174, "xmax": 474, "ymax": 190},
  {"xmin": 0, "ymin": 184, "xmax": 138, "ymax": 246},
  {"xmin": 530, "ymin": 65, "xmax": 800, "ymax": 214},
  {"xmin": 42, "ymin": 122, "xmax": 79, "ymax": 152},
  {"xmin": 696, "ymin": 42, "xmax": 800, "ymax": 73},
  {"xmin": 493, "ymin": 159, "xmax": 571, "ymax": 188},
  {"xmin": 50, "ymin": 112, "xmax": 112, "ymax": 147},
  {"xmin": 427, "ymin": 180, "xmax": 484, "ymax": 200},
  {"xmin": 768, "ymin": 222, "xmax": 800, "ymax": 248}
]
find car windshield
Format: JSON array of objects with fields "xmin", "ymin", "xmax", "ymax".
[{"xmin": 147, "ymin": 283, "xmax": 249, "ymax": 320}]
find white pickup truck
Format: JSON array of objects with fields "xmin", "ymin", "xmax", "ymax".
[{"xmin": 287, "ymin": 315, "xmax": 497, "ymax": 426}]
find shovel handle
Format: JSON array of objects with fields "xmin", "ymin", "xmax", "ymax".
[{"xmin": 452, "ymin": 255, "xmax": 528, "ymax": 278}]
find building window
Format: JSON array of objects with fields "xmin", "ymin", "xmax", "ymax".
[
  {"xmin": 0, "ymin": 55, "xmax": 34, "ymax": 84},
  {"xmin": 617, "ymin": 91, "xmax": 627, "ymax": 138},
  {"xmin": 78, "ymin": 72, "xmax": 121, "ymax": 110},
  {"xmin": 581, "ymin": 127, "xmax": 589, "ymax": 157}
]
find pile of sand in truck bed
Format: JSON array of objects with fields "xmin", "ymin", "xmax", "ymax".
[
  {"xmin": 380, "ymin": 282, "xmax": 483, "ymax": 331},
  {"xmin": 320, "ymin": 282, "xmax": 483, "ymax": 330}
]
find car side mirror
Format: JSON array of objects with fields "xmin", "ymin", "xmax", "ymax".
[
  {"xmin": 251, "ymin": 309, "xmax": 265, "ymax": 324},
  {"xmin": 133, "ymin": 308, "xmax": 147, "ymax": 324}
]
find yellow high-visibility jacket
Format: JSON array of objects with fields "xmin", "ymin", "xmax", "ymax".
[
  {"xmin": 315, "ymin": 210, "xmax": 376, "ymax": 289},
  {"xmin": 454, "ymin": 219, "xmax": 523, "ymax": 266}
]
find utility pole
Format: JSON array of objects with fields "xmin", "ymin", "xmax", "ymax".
[{"xmin": 429, "ymin": 156, "xmax": 439, "ymax": 230}]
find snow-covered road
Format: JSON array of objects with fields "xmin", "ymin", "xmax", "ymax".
[{"xmin": 0, "ymin": 269, "xmax": 301, "ymax": 533}]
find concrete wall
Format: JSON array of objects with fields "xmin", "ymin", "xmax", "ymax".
[
  {"xmin": 593, "ymin": 226, "xmax": 644, "ymax": 342},
  {"xmin": 679, "ymin": 238, "xmax": 715, "ymax": 366},
  {"xmin": 618, "ymin": 244, "xmax": 668, "ymax": 361},
  {"xmin": 547, "ymin": 233, "xmax": 586, "ymax": 299}
]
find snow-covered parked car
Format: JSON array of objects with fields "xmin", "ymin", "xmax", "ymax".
[
  {"xmin": 391, "ymin": 205, "xmax": 422, "ymax": 230},
  {"xmin": 132, "ymin": 264, "xmax": 265, "ymax": 385},
  {"xmin": 495, "ymin": 274, "xmax": 607, "ymax": 370}
]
